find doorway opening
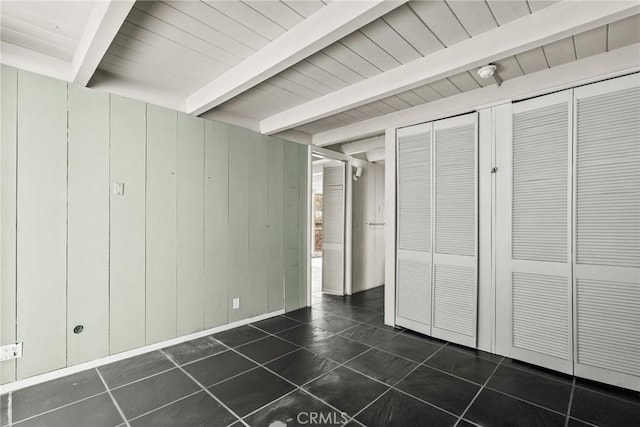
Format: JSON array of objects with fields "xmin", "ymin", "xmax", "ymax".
[{"xmin": 310, "ymin": 150, "xmax": 349, "ymax": 304}]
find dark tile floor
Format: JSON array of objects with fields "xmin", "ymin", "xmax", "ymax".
[{"xmin": 1, "ymin": 286, "xmax": 639, "ymax": 427}]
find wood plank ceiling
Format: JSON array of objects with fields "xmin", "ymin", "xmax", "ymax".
[{"xmin": 1, "ymin": 1, "xmax": 639, "ymax": 145}]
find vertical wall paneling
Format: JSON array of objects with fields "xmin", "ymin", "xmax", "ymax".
[
  {"xmin": 146, "ymin": 105, "xmax": 177, "ymax": 344},
  {"xmin": 267, "ymin": 138, "xmax": 285, "ymax": 311},
  {"xmin": 284, "ymin": 142, "xmax": 301, "ymax": 311},
  {"xmin": 228, "ymin": 126, "xmax": 250, "ymax": 322},
  {"xmin": 177, "ymin": 113, "xmax": 205, "ymax": 335},
  {"xmin": 395, "ymin": 123, "xmax": 432, "ymax": 335},
  {"xmin": 204, "ymin": 121, "xmax": 229, "ymax": 328},
  {"xmin": 16, "ymin": 71, "xmax": 67, "ymax": 379},
  {"xmin": 67, "ymin": 85, "xmax": 110, "ymax": 365},
  {"xmin": 508, "ymin": 90, "xmax": 573, "ymax": 374},
  {"xmin": 249, "ymin": 133, "xmax": 269, "ymax": 316},
  {"xmin": 573, "ymin": 74, "xmax": 640, "ymax": 391},
  {"xmin": 1, "ymin": 65, "xmax": 17, "ymax": 384},
  {"xmin": 110, "ymin": 95, "xmax": 146, "ymax": 354},
  {"xmin": 322, "ymin": 164, "xmax": 346, "ymax": 295},
  {"xmin": 298, "ymin": 144, "xmax": 308, "ymax": 308},
  {"xmin": 431, "ymin": 114, "xmax": 478, "ymax": 347}
]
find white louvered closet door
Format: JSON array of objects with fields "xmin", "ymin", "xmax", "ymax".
[
  {"xmin": 573, "ymin": 74, "xmax": 640, "ymax": 391},
  {"xmin": 508, "ymin": 91, "xmax": 574, "ymax": 374},
  {"xmin": 431, "ymin": 114, "xmax": 478, "ymax": 347},
  {"xmin": 396, "ymin": 124, "xmax": 432, "ymax": 335},
  {"xmin": 322, "ymin": 164, "xmax": 345, "ymax": 295}
]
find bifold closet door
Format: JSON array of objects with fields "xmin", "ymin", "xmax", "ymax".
[
  {"xmin": 573, "ymin": 74, "xmax": 640, "ymax": 391},
  {"xmin": 506, "ymin": 90, "xmax": 573, "ymax": 374},
  {"xmin": 431, "ymin": 114, "xmax": 478, "ymax": 347},
  {"xmin": 322, "ymin": 164, "xmax": 345, "ymax": 295},
  {"xmin": 396, "ymin": 124, "xmax": 432, "ymax": 335}
]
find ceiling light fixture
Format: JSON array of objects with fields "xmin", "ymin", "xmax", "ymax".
[{"xmin": 477, "ymin": 64, "xmax": 502, "ymax": 86}]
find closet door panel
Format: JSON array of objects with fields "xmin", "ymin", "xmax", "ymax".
[
  {"xmin": 322, "ymin": 164, "xmax": 345, "ymax": 295},
  {"xmin": 396, "ymin": 124, "xmax": 432, "ymax": 335},
  {"xmin": 574, "ymin": 74, "xmax": 640, "ymax": 391},
  {"xmin": 508, "ymin": 91, "xmax": 573, "ymax": 374},
  {"xmin": 431, "ymin": 114, "xmax": 478, "ymax": 347}
]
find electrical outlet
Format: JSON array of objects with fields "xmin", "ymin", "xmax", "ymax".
[
  {"xmin": 232, "ymin": 298, "xmax": 240, "ymax": 310},
  {"xmin": 0, "ymin": 342, "xmax": 23, "ymax": 362},
  {"xmin": 113, "ymin": 182, "xmax": 125, "ymax": 196}
]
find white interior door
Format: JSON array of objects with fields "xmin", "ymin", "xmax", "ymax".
[
  {"xmin": 573, "ymin": 74, "xmax": 640, "ymax": 391},
  {"xmin": 373, "ymin": 164, "xmax": 385, "ymax": 285},
  {"xmin": 505, "ymin": 90, "xmax": 574, "ymax": 374},
  {"xmin": 431, "ymin": 114, "xmax": 478, "ymax": 347},
  {"xmin": 396, "ymin": 123, "xmax": 432, "ymax": 335},
  {"xmin": 322, "ymin": 164, "xmax": 345, "ymax": 295}
]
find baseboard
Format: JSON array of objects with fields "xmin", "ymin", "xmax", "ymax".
[{"xmin": 0, "ymin": 309, "xmax": 284, "ymax": 394}]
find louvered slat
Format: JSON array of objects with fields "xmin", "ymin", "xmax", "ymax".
[
  {"xmin": 398, "ymin": 131, "xmax": 430, "ymax": 252},
  {"xmin": 433, "ymin": 265, "xmax": 475, "ymax": 336},
  {"xmin": 435, "ymin": 124, "xmax": 475, "ymax": 256},
  {"xmin": 397, "ymin": 258, "xmax": 431, "ymax": 327},
  {"xmin": 512, "ymin": 102, "xmax": 568, "ymax": 262},
  {"xmin": 512, "ymin": 272, "xmax": 570, "ymax": 360},
  {"xmin": 577, "ymin": 279, "xmax": 640, "ymax": 376},
  {"xmin": 576, "ymin": 86, "xmax": 640, "ymax": 268}
]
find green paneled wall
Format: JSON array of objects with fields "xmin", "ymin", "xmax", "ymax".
[{"xmin": 0, "ymin": 66, "xmax": 308, "ymax": 384}]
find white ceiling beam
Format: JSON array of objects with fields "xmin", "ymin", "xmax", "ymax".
[
  {"xmin": 262, "ymin": 0, "xmax": 640, "ymax": 135},
  {"xmin": 366, "ymin": 148, "xmax": 386, "ymax": 163},
  {"xmin": 340, "ymin": 135, "xmax": 385, "ymax": 155},
  {"xmin": 71, "ymin": 0, "xmax": 135, "ymax": 86},
  {"xmin": 312, "ymin": 43, "xmax": 640, "ymax": 146},
  {"xmin": 185, "ymin": 0, "xmax": 406, "ymax": 116},
  {"xmin": 0, "ymin": 42, "xmax": 71, "ymax": 81}
]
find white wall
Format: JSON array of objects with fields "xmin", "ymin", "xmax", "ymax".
[{"xmin": 352, "ymin": 161, "xmax": 385, "ymax": 293}]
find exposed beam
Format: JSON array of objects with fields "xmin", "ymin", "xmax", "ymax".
[
  {"xmin": 0, "ymin": 42, "xmax": 71, "ymax": 81},
  {"xmin": 313, "ymin": 43, "xmax": 640, "ymax": 146},
  {"xmin": 366, "ymin": 148, "xmax": 386, "ymax": 163},
  {"xmin": 71, "ymin": 0, "xmax": 135, "ymax": 86},
  {"xmin": 262, "ymin": 0, "xmax": 640, "ymax": 134},
  {"xmin": 340, "ymin": 135, "xmax": 385, "ymax": 155},
  {"xmin": 185, "ymin": 0, "xmax": 406, "ymax": 116}
]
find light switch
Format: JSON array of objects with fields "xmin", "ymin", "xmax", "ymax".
[
  {"xmin": 232, "ymin": 298, "xmax": 240, "ymax": 310},
  {"xmin": 113, "ymin": 182, "xmax": 125, "ymax": 196}
]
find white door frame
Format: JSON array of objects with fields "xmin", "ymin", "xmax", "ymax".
[{"xmin": 307, "ymin": 146, "xmax": 353, "ymax": 306}]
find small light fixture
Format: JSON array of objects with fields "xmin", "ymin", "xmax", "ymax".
[
  {"xmin": 353, "ymin": 167, "xmax": 363, "ymax": 181},
  {"xmin": 477, "ymin": 64, "xmax": 502, "ymax": 86}
]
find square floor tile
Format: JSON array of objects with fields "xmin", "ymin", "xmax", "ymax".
[
  {"xmin": 567, "ymin": 418, "xmax": 592, "ymax": 427},
  {"xmin": 445, "ymin": 344, "xmax": 504, "ymax": 364},
  {"xmin": 251, "ymin": 316, "xmax": 301, "ymax": 334},
  {"xmin": 283, "ymin": 308, "xmax": 325, "ymax": 323},
  {"xmin": 570, "ymin": 386, "xmax": 640, "ymax": 427},
  {"xmin": 209, "ymin": 367, "xmax": 295, "ymax": 417},
  {"xmin": 425, "ymin": 347, "xmax": 499, "ymax": 385},
  {"xmin": 364, "ymin": 315, "xmax": 397, "ymax": 332},
  {"xmin": 98, "ymin": 351, "xmax": 174, "ymax": 389},
  {"xmin": 397, "ymin": 365, "xmax": 479, "ymax": 415},
  {"xmin": 162, "ymin": 336, "xmax": 226, "ymax": 365},
  {"xmin": 183, "ymin": 351, "xmax": 257, "ymax": 388},
  {"xmin": 236, "ymin": 336, "xmax": 299, "ymax": 364},
  {"xmin": 276, "ymin": 324, "xmax": 333, "ymax": 347},
  {"xmin": 111, "ymin": 368, "xmax": 199, "ymax": 420},
  {"xmin": 346, "ymin": 348, "xmax": 418, "ymax": 386},
  {"xmin": 244, "ymin": 389, "xmax": 342, "ymax": 427},
  {"xmin": 213, "ymin": 325, "xmax": 267, "ymax": 348},
  {"xmin": 465, "ymin": 388, "xmax": 565, "ymax": 427},
  {"xmin": 130, "ymin": 391, "xmax": 236, "ymax": 427},
  {"xmin": 488, "ymin": 364, "xmax": 572, "ymax": 413},
  {"xmin": 331, "ymin": 307, "xmax": 380, "ymax": 323},
  {"xmin": 1, "ymin": 393, "xmax": 9, "ymax": 427},
  {"xmin": 376, "ymin": 334, "xmax": 442, "ymax": 363},
  {"xmin": 12, "ymin": 369, "xmax": 106, "ymax": 422},
  {"xmin": 310, "ymin": 315, "xmax": 359, "ymax": 333},
  {"xmin": 266, "ymin": 349, "xmax": 339, "ymax": 386},
  {"xmin": 304, "ymin": 367, "xmax": 388, "ymax": 416},
  {"xmin": 575, "ymin": 378, "xmax": 640, "ymax": 405},
  {"xmin": 501, "ymin": 358, "xmax": 572, "ymax": 384},
  {"xmin": 306, "ymin": 335, "xmax": 370, "ymax": 363},
  {"xmin": 16, "ymin": 393, "xmax": 122, "ymax": 427},
  {"xmin": 356, "ymin": 389, "xmax": 457, "ymax": 427},
  {"xmin": 339, "ymin": 324, "xmax": 396, "ymax": 347}
]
